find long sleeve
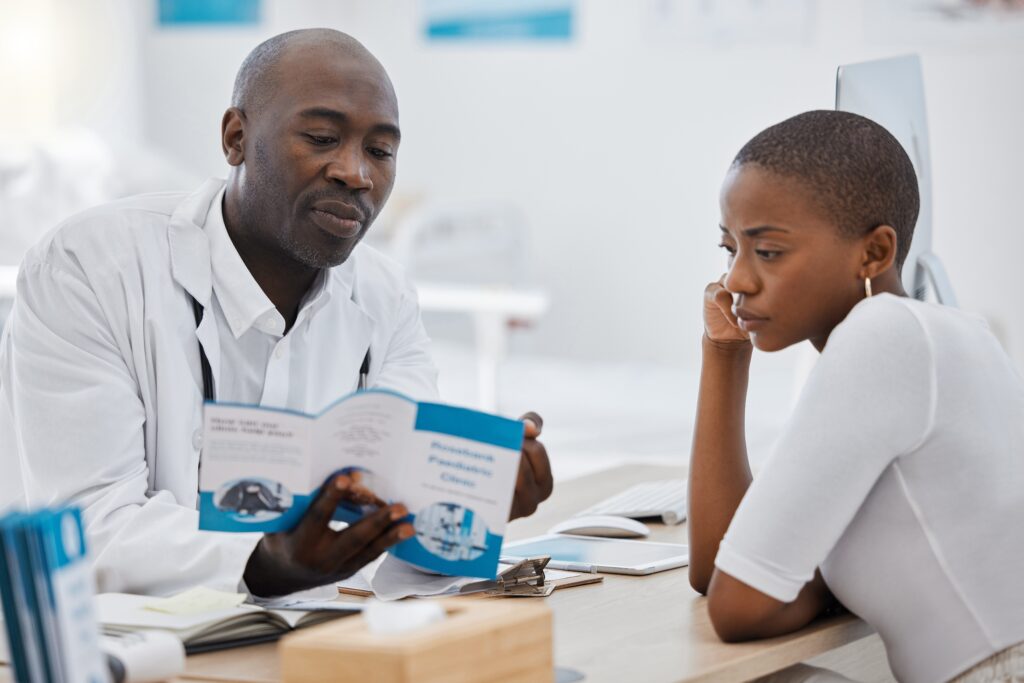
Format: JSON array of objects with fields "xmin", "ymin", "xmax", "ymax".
[{"xmin": 2, "ymin": 257, "xmax": 259, "ymax": 596}]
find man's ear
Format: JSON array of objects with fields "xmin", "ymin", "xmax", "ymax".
[
  {"xmin": 221, "ymin": 107, "xmax": 247, "ymax": 166},
  {"xmin": 860, "ymin": 224, "xmax": 899, "ymax": 280}
]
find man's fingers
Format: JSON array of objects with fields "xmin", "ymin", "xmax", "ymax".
[
  {"xmin": 510, "ymin": 412, "xmax": 552, "ymax": 520},
  {"xmin": 512, "ymin": 442, "xmax": 548, "ymax": 519},
  {"xmin": 342, "ymin": 522, "xmax": 415, "ymax": 575},
  {"xmin": 522, "ymin": 439, "xmax": 553, "ymax": 500},
  {"xmin": 296, "ymin": 474, "xmax": 352, "ymax": 538},
  {"xmin": 519, "ymin": 411, "xmax": 543, "ymax": 437},
  {"xmin": 348, "ymin": 483, "xmax": 387, "ymax": 508},
  {"xmin": 326, "ymin": 503, "xmax": 407, "ymax": 565},
  {"xmin": 513, "ymin": 465, "xmax": 540, "ymax": 518}
]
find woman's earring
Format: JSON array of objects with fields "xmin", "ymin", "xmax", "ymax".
[{"xmin": 864, "ymin": 277, "xmax": 873, "ymax": 298}]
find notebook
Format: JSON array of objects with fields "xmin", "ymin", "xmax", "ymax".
[{"xmin": 96, "ymin": 593, "xmax": 362, "ymax": 654}]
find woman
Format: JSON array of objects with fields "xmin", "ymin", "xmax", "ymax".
[{"xmin": 688, "ymin": 110, "xmax": 1024, "ymax": 682}]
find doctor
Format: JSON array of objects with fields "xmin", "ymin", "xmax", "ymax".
[{"xmin": 0, "ymin": 29, "xmax": 553, "ymax": 598}]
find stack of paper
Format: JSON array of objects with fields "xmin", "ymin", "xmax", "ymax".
[{"xmin": 339, "ymin": 555, "xmax": 602, "ymax": 601}]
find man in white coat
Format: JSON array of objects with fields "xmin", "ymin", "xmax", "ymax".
[{"xmin": 0, "ymin": 29, "xmax": 553, "ymax": 598}]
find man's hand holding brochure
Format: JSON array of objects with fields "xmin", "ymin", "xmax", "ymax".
[{"xmin": 199, "ymin": 389, "xmax": 540, "ymax": 596}]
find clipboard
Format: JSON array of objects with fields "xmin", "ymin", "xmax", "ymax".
[
  {"xmin": 460, "ymin": 556, "xmax": 554, "ymax": 597},
  {"xmin": 337, "ymin": 556, "xmax": 603, "ymax": 599}
]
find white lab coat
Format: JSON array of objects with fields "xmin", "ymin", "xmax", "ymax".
[{"xmin": 0, "ymin": 179, "xmax": 438, "ymax": 596}]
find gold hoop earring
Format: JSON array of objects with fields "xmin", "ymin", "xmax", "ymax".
[{"xmin": 864, "ymin": 277, "xmax": 873, "ymax": 298}]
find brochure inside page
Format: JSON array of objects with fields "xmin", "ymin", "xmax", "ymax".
[
  {"xmin": 389, "ymin": 403, "xmax": 524, "ymax": 579},
  {"xmin": 313, "ymin": 390, "xmax": 418, "ymax": 523}
]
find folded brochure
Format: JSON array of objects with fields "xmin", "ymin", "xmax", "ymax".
[{"xmin": 199, "ymin": 389, "xmax": 524, "ymax": 580}]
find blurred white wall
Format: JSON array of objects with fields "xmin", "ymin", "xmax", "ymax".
[
  {"xmin": 0, "ymin": 1, "xmax": 197, "ymax": 268},
  {"xmin": 6, "ymin": 0, "xmax": 1022, "ymax": 375},
  {"xmin": 135, "ymin": 0, "xmax": 1024, "ymax": 373},
  {"xmin": 0, "ymin": 0, "xmax": 145, "ymax": 152}
]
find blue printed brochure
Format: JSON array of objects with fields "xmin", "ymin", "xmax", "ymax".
[
  {"xmin": 198, "ymin": 390, "xmax": 525, "ymax": 580},
  {"xmin": 0, "ymin": 508, "xmax": 108, "ymax": 683}
]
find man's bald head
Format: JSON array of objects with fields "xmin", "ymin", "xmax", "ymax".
[{"xmin": 231, "ymin": 28, "xmax": 390, "ymax": 115}]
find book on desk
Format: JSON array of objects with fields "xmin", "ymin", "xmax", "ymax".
[{"xmin": 96, "ymin": 593, "xmax": 361, "ymax": 654}]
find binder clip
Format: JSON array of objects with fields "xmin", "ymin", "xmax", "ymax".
[{"xmin": 460, "ymin": 556, "xmax": 554, "ymax": 597}]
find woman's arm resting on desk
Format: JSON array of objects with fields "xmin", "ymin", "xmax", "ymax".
[
  {"xmin": 708, "ymin": 569, "xmax": 833, "ymax": 642},
  {"xmin": 687, "ymin": 280, "xmax": 755, "ymax": 594},
  {"xmin": 688, "ymin": 280, "xmax": 834, "ymax": 634},
  {"xmin": 691, "ymin": 288, "xmax": 834, "ymax": 637}
]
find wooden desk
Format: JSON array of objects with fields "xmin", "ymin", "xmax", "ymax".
[
  {"xmin": 175, "ymin": 464, "xmax": 883, "ymax": 683},
  {"xmin": 1, "ymin": 464, "xmax": 887, "ymax": 683}
]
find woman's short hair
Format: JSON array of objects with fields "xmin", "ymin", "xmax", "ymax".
[{"xmin": 733, "ymin": 110, "xmax": 920, "ymax": 271}]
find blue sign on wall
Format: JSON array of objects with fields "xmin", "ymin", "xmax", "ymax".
[
  {"xmin": 424, "ymin": 0, "xmax": 573, "ymax": 42},
  {"xmin": 158, "ymin": 0, "xmax": 261, "ymax": 26}
]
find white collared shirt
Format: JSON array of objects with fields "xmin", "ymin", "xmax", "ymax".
[{"xmin": 204, "ymin": 189, "xmax": 344, "ymax": 410}]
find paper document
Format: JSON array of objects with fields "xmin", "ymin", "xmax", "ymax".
[
  {"xmin": 198, "ymin": 389, "xmax": 525, "ymax": 579},
  {"xmin": 344, "ymin": 555, "xmax": 584, "ymax": 601}
]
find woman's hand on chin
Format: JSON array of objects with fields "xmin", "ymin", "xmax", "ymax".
[{"xmin": 703, "ymin": 276, "xmax": 750, "ymax": 345}]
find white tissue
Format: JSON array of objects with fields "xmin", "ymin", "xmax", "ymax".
[{"xmin": 363, "ymin": 599, "xmax": 446, "ymax": 635}]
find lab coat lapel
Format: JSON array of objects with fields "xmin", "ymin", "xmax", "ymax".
[
  {"xmin": 167, "ymin": 179, "xmax": 222, "ymax": 304},
  {"xmin": 314, "ymin": 262, "xmax": 375, "ymax": 408},
  {"xmin": 168, "ymin": 179, "xmax": 224, "ymax": 395}
]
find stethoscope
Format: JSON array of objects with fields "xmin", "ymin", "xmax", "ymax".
[{"xmin": 190, "ymin": 296, "xmax": 371, "ymax": 402}]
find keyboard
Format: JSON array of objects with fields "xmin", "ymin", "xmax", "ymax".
[{"xmin": 578, "ymin": 480, "xmax": 687, "ymax": 526}]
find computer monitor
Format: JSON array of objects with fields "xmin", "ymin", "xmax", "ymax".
[{"xmin": 836, "ymin": 55, "xmax": 957, "ymax": 306}]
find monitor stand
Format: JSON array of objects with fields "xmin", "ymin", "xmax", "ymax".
[{"xmin": 914, "ymin": 251, "xmax": 958, "ymax": 306}]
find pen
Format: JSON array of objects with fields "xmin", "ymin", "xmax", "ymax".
[
  {"xmin": 501, "ymin": 557, "xmax": 596, "ymax": 573},
  {"xmin": 358, "ymin": 349, "xmax": 371, "ymax": 391},
  {"xmin": 545, "ymin": 561, "xmax": 597, "ymax": 573}
]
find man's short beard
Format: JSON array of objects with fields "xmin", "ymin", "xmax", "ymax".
[
  {"xmin": 237, "ymin": 139, "xmax": 371, "ymax": 270},
  {"xmin": 283, "ymin": 232, "xmax": 352, "ymax": 269}
]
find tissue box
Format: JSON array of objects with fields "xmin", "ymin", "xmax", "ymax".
[{"xmin": 280, "ymin": 599, "xmax": 553, "ymax": 683}]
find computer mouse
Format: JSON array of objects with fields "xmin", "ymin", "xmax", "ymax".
[{"xmin": 547, "ymin": 515, "xmax": 650, "ymax": 539}]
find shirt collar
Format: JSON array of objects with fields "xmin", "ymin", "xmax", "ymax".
[
  {"xmin": 205, "ymin": 188, "xmax": 339, "ymax": 338},
  {"xmin": 205, "ymin": 188, "xmax": 281, "ymax": 338}
]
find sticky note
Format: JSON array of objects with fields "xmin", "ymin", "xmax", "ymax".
[{"xmin": 144, "ymin": 586, "xmax": 246, "ymax": 616}]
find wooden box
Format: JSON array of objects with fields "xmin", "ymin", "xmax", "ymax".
[{"xmin": 280, "ymin": 599, "xmax": 553, "ymax": 683}]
